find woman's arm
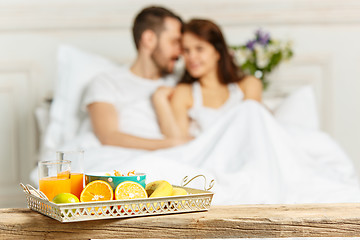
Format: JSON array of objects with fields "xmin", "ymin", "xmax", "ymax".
[
  {"xmin": 170, "ymin": 84, "xmax": 193, "ymax": 137},
  {"xmin": 88, "ymin": 102, "xmax": 187, "ymax": 150},
  {"xmin": 152, "ymin": 86, "xmax": 183, "ymax": 137},
  {"xmin": 238, "ymin": 76, "xmax": 276, "ymax": 113},
  {"xmin": 152, "ymin": 84, "xmax": 193, "ymax": 138},
  {"xmin": 239, "ymin": 76, "xmax": 263, "ymax": 102}
]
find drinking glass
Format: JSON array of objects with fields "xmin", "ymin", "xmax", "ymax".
[
  {"xmin": 56, "ymin": 150, "xmax": 84, "ymax": 199},
  {"xmin": 38, "ymin": 160, "xmax": 71, "ymax": 201}
]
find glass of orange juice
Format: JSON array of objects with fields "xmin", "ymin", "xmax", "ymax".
[
  {"xmin": 38, "ymin": 160, "xmax": 71, "ymax": 201},
  {"xmin": 56, "ymin": 150, "xmax": 84, "ymax": 199}
]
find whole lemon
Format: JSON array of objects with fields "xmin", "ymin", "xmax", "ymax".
[{"xmin": 52, "ymin": 193, "xmax": 80, "ymax": 204}]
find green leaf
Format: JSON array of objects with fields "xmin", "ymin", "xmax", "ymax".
[{"xmin": 241, "ymin": 61, "xmax": 257, "ymax": 75}]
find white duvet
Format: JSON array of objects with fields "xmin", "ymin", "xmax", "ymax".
[{"xmin": 31, "ymin": 86, "xmax": 360, "ymax": 205}]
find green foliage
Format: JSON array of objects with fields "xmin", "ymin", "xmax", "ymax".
[{"xmin": 230, "ymin": 30, "xmax": 294, "ymax": 89}]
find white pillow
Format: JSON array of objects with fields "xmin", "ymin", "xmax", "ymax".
[
  {"xmin": 273, "ymin": 85, "xmax": 320, "ymax": 130},
  {"xmin": 42, "ymin": 45, "xmax": 118, "ymax": 154}
]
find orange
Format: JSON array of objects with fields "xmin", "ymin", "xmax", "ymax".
[
  {"xmin": 114, "ymin": 181, "xmax": 148, "ymax": 200},
  {"xmin": 114, "ymin": 181, "xmax": 147, "ymax": 213},
  {"xmin": 80, "ymin": 180, "xmax": 113, "ymax": 202}
]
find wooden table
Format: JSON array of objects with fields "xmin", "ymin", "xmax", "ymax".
[{"xmin": 2, "ymin": 203, "xmax": 360, "ymax": 239}]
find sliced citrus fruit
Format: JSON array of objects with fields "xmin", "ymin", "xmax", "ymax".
[
  {"xmin": 114, "ymin": 181, "xmax": 147, "ymax": 213},
  {"xmin": 80, "ymin": 180, "xmax": 113, "ymax": 202},
  {"xmin": 114, "ymin": 181, "xmax": 147, "ymax": 200}
]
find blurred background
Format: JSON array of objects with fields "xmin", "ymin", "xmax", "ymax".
[{"xmin": 0, "ymin": 0, "xmax": 359, "ymax": 207}]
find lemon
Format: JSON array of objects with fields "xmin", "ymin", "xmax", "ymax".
[
  {"xmin": 52, "ymin": 193, "xmax": 80, "ymax": 204},
  {"xmin": 52, "ymin": 193, "xmax": 79, "ymax": 217}
]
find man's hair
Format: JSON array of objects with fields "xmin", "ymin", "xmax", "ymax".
[{"xmin": 132, "ymin": 6, "xmax": 183, "ymax": 50}]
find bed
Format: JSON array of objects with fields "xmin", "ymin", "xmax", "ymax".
[
  {"xmin": 2, "ymin": 0, "xmax": 360, "ymax": 211},
  {"xmin": 29, "ymin": 45, "xmax": 360, "ymax": 205}
]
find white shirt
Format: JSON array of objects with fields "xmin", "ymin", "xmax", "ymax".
[{"xmin": 82, "ymin": 66, "xmax": 177, "ymax": 139}]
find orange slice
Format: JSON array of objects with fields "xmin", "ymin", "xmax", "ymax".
[
  {"xmin": 114, "ymin": 181, "xmax": 147, "ymax": 200},
  {"xmin": 115, "ymin": 181, "xmax": 147, "ymax": 213},
  {"xmin": 80, "ymin": 180, "xmax": 113, "ymax": 202}
]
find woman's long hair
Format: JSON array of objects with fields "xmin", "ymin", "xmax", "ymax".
[{"xmin": 180, "ymin": 19, "xmax": 245, "ymax": 84}]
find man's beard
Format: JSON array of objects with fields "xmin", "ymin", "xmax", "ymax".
[{"xmin": 151, "ymin": 45, "xmax": 178, "ymax": 77}]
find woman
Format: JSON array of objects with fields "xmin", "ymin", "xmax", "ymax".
[{"xmin": 153, "ymin": 19, "xmax": 263, "ymax": 137}]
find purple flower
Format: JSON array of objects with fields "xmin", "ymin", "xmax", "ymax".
[
  {"xmin": 255, "ymin": 29, "xmax": 270, "ymax": 46},
  {"xmin": 246, "ymin": 40, "xmax": 256, "ymax": 50}
]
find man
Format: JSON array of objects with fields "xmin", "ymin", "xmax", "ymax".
[{"xmin": 83, "ymin": 6, "xmax": 187, "ymax": 150}]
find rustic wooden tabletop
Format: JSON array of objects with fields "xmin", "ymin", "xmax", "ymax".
[{"xmin": 2, "ymin": 203, "xmax": 360, "ymax": 239}]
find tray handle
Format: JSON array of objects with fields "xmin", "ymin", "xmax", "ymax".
[
  {"xmin": 181, "ymin": 175, "xmax": 215, "ymax": 191},
  {"xmin": 19, "ymin": 183, "xmax": 49, "ymax": 201},
  {"xmin": 19, "ymin": 183, "xmax": 31, "ymax": 194}
]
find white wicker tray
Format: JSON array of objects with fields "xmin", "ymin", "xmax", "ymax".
[{"xmin": 21, "ymin": 175, "xmax": 214, "ymax": 223}]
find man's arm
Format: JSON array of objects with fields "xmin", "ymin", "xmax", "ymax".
[{"xmin": 87, "ymin": 102, "xmax": 186, "ymax": 150}]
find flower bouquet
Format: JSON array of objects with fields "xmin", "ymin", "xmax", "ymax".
[{"xmin": 231, "ymin": 29, "xmax": 293, "ymax": 89}]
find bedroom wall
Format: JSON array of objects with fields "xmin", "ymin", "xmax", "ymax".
[{"xmin": 0, "ymin": 0, "xmax": 359, "ymax": 207}]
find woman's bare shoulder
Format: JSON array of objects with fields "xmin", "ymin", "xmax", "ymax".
[
  {"xmin": 238, "ymin": 75, "xmax": 263, "ymax": 91},
  {"xmin": 174, "ymin": 83, "xmax": 192, "ymax": 97},
  {"xmin": 175, "ymin": 83, "xmax": 192, "ymax": 91},
  {"xmin": 172, "ymin": 83, "xmax": 193, "ymax": 106},
  {"xmin": 238, "ymin": 76, "xmax": 262, "ymax": 101}
]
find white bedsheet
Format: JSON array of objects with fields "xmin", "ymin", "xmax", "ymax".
[{"xmin": 31, "ymin": 91, "xmax": 360, "ymax": 205}]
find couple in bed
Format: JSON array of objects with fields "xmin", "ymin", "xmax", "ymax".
[
  {"xmin": 78, "ymin": 6, "xmax": 360, "ymax": 204},
  {"xmin": 83, "ymin": 6, "xmax": 261, "ymax": 150}
]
